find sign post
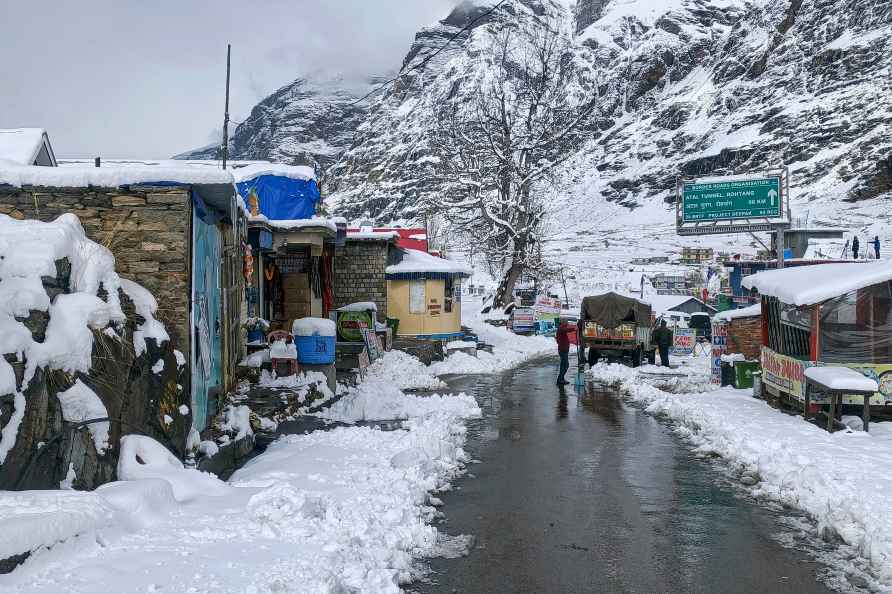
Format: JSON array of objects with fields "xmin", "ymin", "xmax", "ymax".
[{"xmin": 676, "ymin": 169, "xmax": 790, "ymax": 237}]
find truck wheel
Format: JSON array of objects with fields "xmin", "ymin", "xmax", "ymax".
[
  {"xmin": 647, "ymin": 349, "xmax": 656, "ymax": 365},
  {"xmin": 631, "ymin": 347, "xmax": 642, "ymax": 368}
]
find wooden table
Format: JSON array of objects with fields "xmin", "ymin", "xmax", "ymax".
[{"xmin": 803, "ymin": 366, "xmax": 878, "ymax": 432}]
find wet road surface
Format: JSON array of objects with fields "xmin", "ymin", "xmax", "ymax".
[{"xmin": 412, "ymin": 357, "xmax": 836, "ymax": 594}]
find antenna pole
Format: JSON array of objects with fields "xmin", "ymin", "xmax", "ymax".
[{"xmin": 222, "ymin": 44, "xmax": 231, "ymax": 169}]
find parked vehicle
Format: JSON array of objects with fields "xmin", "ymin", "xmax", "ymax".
[
  {"xmin": 578, "ymin": 292, "xmax": 655, "ymax": 367},
  {"xmin": 689, "ymin": 312, "xmax": 712, "ymax": 341}
]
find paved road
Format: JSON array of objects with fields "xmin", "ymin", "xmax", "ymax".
[{"xmin": 413, "ymin": 357, "xmax": 836, "ymax": 594}]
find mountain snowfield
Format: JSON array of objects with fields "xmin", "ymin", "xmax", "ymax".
[{"xmin": 178, "ymin": 0, "xmax": 891, "ymax": 292}]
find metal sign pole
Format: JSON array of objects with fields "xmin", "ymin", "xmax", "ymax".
[{"xmin": 776, "ymin": 224, "xmax": 785, "ymax": 269}]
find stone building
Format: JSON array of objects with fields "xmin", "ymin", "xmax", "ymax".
[
  {"xmin": 0, "ymin": 166, "xmax": 245, "ymax": 433},
  {"xmin": 332, "ymin": 231, "xmax": 398, "ymax": 321}
]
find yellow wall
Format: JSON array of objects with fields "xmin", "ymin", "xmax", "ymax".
[{"xmin": 387, "ymin": 278, "xmax": 462, "ymax": 337}]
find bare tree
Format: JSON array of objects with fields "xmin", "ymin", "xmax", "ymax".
[{"xmin": 429, "ymin": 16, "xmax": 598, "ymax": 307}]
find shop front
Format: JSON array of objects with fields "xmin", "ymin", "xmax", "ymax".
[{"xmin": 744, "ymin": 262, "xmax": 892, "ymax": 407}]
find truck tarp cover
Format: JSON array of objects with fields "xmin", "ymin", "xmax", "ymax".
[{"xmin": 580, "ymin": 292, "xmax": 652, "ymax": 329}]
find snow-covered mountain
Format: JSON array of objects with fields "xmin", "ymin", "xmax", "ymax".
[{"xmin": 177, "ymin": 0, "xmax": 892, "ymax": 256}]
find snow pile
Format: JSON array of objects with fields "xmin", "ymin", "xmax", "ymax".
[
  {"xmin": 318, "ymin": 374, "xmax": 479, "ymax": 423},
  {"xmin": 364, "ymin": 349, "xmax": 446, "ymax": 391},
  {"xmin": 292, "ymin": 317, "xmax": 336, "ymax": 337},
  {"xmin": 231, "ymin": 162, "xmax": 316, "ymax": 182},
  {"xmin": 590, "ymin": 362, "xmax": 892, "ymax": 588},
  {"xmin": 216, "ymin": 405, "xmax": 254, "ymax": 441},
  {"xmin": 56, "ymin": 380, "xmax": 109, "ymax": 453},
  {"xmin": 430, "ymin": 312, "xmax": 554, "ymax": 375},
  {"xmin": 0, "ymin": 214, "xmax": 166, "ymax": 463},
  {"xmin": 119, "ymin": 279, "xmax": 169, "ymax": 356},
  {"xmin": 269, "ymin": 339, "xmax": 297, "ymax": 359},
  {"xmin": 255, "ymin": 216, "xmax": 337, "ymax": 232},
  {"xmin": 117, "ymin": 435, "xmax": 227, "ymax": 502}
]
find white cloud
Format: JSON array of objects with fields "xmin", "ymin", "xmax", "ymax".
[{"xmin": 0, "ymin": 0, "xmax": 457, "ymax": 159}]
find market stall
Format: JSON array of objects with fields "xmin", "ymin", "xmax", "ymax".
[{"xmin": 743, "ymin": 262, "xmax": 892, "ymax": 424}]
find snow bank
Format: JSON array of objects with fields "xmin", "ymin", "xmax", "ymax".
[
  {"xmin": 590, "ymin": 362, "xmax": 892, "ymax": 588},
  {"xmin": 292, "ymin": 317, "xmax": 336, "ymax": 337},
  {"xmin": 430, "ymin": 313, "xmax": 554, "ymax": 375},
  {"xmin": 318, "ymin": 375, "xmax": 479, "ymax": 422},
  {"xmin": 230, "ymin": 162, "xmax": 316, "ymax": 183},
  {"xmin": 2, "ymin": 370, "xmax": 480, "ymax": 593},
  {"xmin": 364, "ymin": 349, "xmax": 446, "ymax": 391},
  {"xmin": 0, "ymin": 490, "xmax": 115, "ymax": 561}
]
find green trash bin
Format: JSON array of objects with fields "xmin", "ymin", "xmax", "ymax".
[{"xmin": 733, "ymin": 361, "xmax": 759, "ymax": 389}]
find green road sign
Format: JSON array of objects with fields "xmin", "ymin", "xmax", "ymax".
[{"xmin": 681, "ymin": 177, "xmax": 782, "ymax": 223}]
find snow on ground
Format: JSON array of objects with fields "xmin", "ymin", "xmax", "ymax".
[
  {"xmin": 1, "ymin": 381, "xmax": 481, "ymax": 593},
  {"xmin": 364, "ymin": 349, "xmax": 446, "ymax": 391},
  {"xmin": 589, "ymin": 360, "xmax": 892, "ymax": 590}
]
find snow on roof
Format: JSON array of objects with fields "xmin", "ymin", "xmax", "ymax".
[
  {"xmin": 347, "ymin": 230, "xmax": 399, "ymax": 241},
  {"xmin": 714, "ymin": 303, "xmax": 761, "ymax": 322},
  {"xmin": 804, "ymin": 366, "xmax": 878, "ymax": 393},
  {"xmin": 742, "ymin": 261, "xmax": 892, "ymax": 306},
  {"xmin": 0, "ymin": 160, "xmax": 232, "ymax": 188},
  {"xmin": 386, "ymin": 249, "xmax": 471, "ymax": 276},
  {"xmin": 337, "ymin": 301, "xmax": 378, "ymax": 312},
  {"xmin": 646, "ymin": 294, "xmax": 692, "ymax": 314},
  {"xmin": 0, "ymin": 128, "xmax": 51, "ymax": 165},
  {"xmin": 254, "ymin": 216, "xmax": 337, "ymax": 233},
  {"xmin": 230, "ymin": 163, "xmax": 316, "ymax": 183}
]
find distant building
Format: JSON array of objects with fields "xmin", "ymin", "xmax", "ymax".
[
  {"xmin": 679, "ymin": 247, "xmax": 714, "ymax": 265},
  {"xmin": 0, "ymin": 128, "xmax": 57, "ymax": 166}
]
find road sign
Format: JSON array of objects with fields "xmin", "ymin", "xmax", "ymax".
[
  {"xmin": 676, "ymin": 169, "xmax": 790, "ymax": 236},
  {"xmin": 681, "ymin": 177, "xmax": 781, "ymax": 223}
]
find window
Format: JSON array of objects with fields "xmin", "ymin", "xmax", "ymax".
[
  {"xmin": 444, "ymin": 278, "xmax": 454, "ymax": 313},
  {"xmin": 410, "ymin": 280, "xmax": 425, "ymax": 314}
]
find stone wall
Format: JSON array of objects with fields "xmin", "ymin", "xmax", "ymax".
[
  {"xmin": 0, "ymin": 186, "xmax": 191, "ymax": 348},
  {"xmin": 0, "ymin": 258, "xmax": 189, "ymax": 491},
  {"xmin": 333, "ymin": 240, "xmax": 389, "ymax": 319},
  {"xmin": 727, "ymin": 316, "xmax": 762, "ymax": 360}
]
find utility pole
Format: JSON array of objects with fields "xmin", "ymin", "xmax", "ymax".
[
  {"xmin": 222, "ymin": 44, "xmax": 231, "ymax": 169},
  {"xmin": 776, "ymin": 224, "xmax": 785, "ymax": 269},
  {"xmin": 559, "ymin": 267, "xmax": 570, "ymax": 307}
]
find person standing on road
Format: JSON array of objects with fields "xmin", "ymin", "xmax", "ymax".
[
  {"xmin": 652, "ymin": 320, "xmax": 673, "ymax": 367},
  {"xmin": 555, "ymin": 318, "xmax": 574, "ymax": 385},
  {"xmin": 852, "ymin": 236, "xmax": 860, "ymax": 260},
  {"xmin": 873, "ymin": 236, "xmax": 881, "ymax": 259}
]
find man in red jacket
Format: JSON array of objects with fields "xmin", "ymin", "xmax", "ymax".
[{"xmin": 555, "ymin": 318, "xmax": 575, "ymax": 386}]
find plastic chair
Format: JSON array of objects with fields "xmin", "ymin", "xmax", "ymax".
[{"xmin": 268, "ymin": 330, "xmax": 299, "ymax": 376}]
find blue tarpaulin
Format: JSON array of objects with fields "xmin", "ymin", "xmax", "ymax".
[{"xmin": 236, "ymin": 174, "xmax": 320, "ymax": 220}]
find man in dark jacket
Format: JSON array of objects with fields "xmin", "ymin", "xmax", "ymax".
[
  {"xmin": 652, "ymin": 320, "xmax": 673, "ymax": 367},
  {"xmin": 873, "ymin": 236, "xmax": 881, "ymax": 259},
  {"xmin": 852, "ymin": 236, "xmax": 860, "ymax": 260},
  {"xmin": 555, "ymin": 319, "xmax": 575, "ymax": 385}
]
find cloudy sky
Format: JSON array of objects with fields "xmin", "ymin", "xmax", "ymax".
[{"xmin": 0, "ymin": 0, "xmax": 457, "ymax": 159}]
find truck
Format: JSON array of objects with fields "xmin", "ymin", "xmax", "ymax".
[{"xmin": 578, "ymin": 292, "xmax": 655, "ymax": 368}]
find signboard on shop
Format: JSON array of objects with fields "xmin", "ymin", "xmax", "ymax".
[
  {"xmin": 672, "ymin": 328, "xmax": 696, "ymax": 356},
  {"xmin": 711, "ymin": 322, "xmax": 728, "ymax": 384}
]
